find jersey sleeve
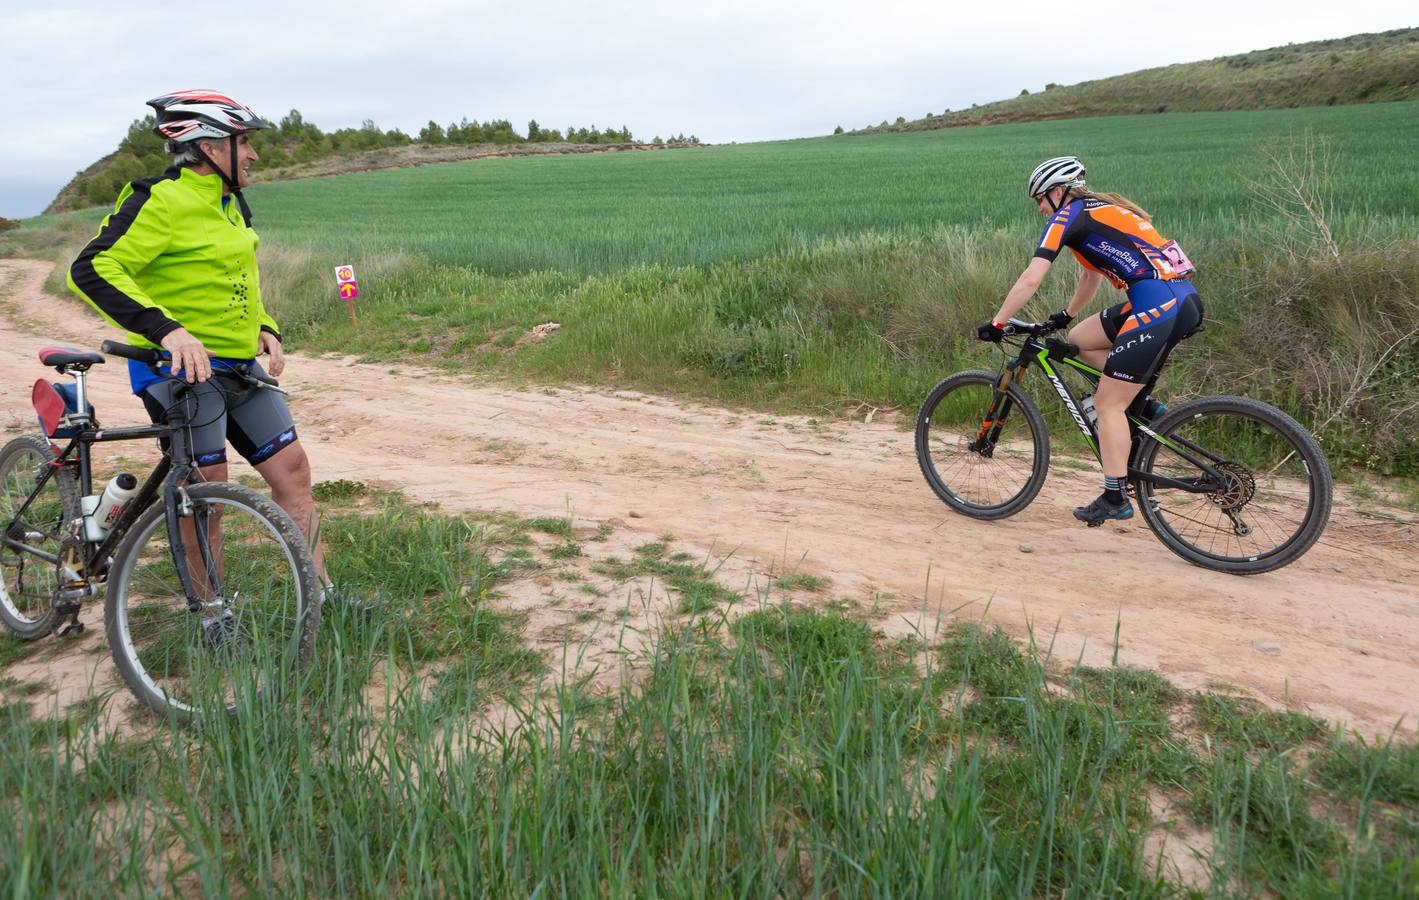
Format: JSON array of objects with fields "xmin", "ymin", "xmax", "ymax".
[
  {"xmin": 1033, "ymin": 202, "xmax": 1080, "ymax": 263},
  {"xmin": 67, "ymin": 183, "xmax": 182, "ymax": 346},
  {"xmin": 258, "ymin": 308, "xmax": 281, "ymax": 341}
]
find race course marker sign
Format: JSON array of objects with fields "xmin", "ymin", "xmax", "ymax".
[{"xmin": 335, "ymin": 264, "xmax": 359, "ymax": 325}]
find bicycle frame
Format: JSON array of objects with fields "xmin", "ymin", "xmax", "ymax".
[
  {"xmin": 993, "ymin": 331, "xmax": 1232, "ymax": 495},
  {"xmin": 5, "ymin": 365, "xmax": 229, "ymax": 621}
]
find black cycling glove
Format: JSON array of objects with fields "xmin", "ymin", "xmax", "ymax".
[
  {"xmin": 1046, "ymin": 309, "xmax": 1075, "ymax": 331},
  {"xmin": 976, "ymin": 322, "xmax": 1006, "ymax": 343}
]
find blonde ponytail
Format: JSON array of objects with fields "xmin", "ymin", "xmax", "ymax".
[{"xmin": 1066, "ymin": 188, "xmax": 1151, "ymax": 222}]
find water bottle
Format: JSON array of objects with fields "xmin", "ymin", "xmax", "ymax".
[
  {"xmin": 1138, "ymin": 396, "xmax": 1168, "ymax": 423},
  {"xmin": 98, "ymin": 473, "xmax": 140, "ymax": 530},
  {"xmin": 1080, "ymin": 394, "xmax": 1099, "ymax": 431},
  {"xmin": 82, "ymin": 474, "xmax": 139, "ymax": 540}
]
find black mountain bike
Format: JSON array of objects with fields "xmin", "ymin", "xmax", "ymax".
[
  {"xmin": 915, "ymin": 319, "xmax": 1332, "ymax": 574},
  {"xmin": 0, "ymin": 341, "xmax": 321, "ymax": 723}
]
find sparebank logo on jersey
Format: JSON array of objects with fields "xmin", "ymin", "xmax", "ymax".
[{"xmin": 1083, "ymin": 235, "xmax": 1143, "ymax": 270}]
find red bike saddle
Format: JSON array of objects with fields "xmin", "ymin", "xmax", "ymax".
[{"xmin": 38, "ymin": 346, "xmax": 105, "ymax": 368}]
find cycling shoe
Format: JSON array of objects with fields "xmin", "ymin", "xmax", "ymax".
[{"xmin": 1073, "ymin": 494, "xmax": 1134, "ymax": 527}]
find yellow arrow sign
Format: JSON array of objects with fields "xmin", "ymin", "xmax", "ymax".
[{"xmin": 339, "ymin": 282, "xmax": 359, "ymax": 299}]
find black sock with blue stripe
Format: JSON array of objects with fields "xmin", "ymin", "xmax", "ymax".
[{"xmin": 1104, "ymin": 475, "xmax": 1127, "ymax": 505}]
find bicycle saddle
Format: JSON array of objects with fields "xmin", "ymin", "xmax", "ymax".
[{"xmin": 38, "ymin": 346, "xmax": 106, "ymax": 369}]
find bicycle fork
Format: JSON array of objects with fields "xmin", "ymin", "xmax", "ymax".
[
  {"xmin": 164, "ymin": 477, "xmax": 225, "ymax": 615},
  {"xmin": 971, "ymin": 367, "xmax": 1021, "ymax": 456}
]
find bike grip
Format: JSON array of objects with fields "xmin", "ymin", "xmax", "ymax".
[{"xmin": 100, "ymin": 340, "xmax": 162, "ymax": 364}]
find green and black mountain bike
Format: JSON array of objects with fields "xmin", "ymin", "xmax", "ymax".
[{"xmin": 915, "ymin": 319, "xmax": 1332, "ymax": 574}]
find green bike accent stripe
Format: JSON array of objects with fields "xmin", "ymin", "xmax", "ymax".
[{"xmin": 1036, "ymin": 353, "xmax": 1100, "ymax": 456}]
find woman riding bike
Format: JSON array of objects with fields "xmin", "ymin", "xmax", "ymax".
[{"xmin": 976, "ymin": 156, "xmax": 1204, "ymax": 526}]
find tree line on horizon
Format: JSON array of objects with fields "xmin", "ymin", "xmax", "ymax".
[{"xmin": 63, "ymin": 111, "xmax": 700, "ymax": 210}]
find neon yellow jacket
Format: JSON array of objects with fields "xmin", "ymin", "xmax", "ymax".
[{"xmin": 68, "ymin": 166, "xmax": 279, "ymax": 357}]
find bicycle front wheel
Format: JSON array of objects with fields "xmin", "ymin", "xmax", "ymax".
[
  {"xmin": 916, "ymin": 370, "xmax": 1050, "ymax": 520},
  {"xmin": 1133, "ymin": 396, "xmax": 1333, "ymax": 574},
  {"xmin": 0, "ymin": 435, "xmax": 79, "ymax": 639},
  {"xmin": 105, "ymin": 482, "xmax": 321, "ymax": 723}
]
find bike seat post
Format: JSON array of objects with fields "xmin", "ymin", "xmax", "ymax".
[{"xmin": 71, "ymin": 368, "xmax": 92, "ymax": 427}]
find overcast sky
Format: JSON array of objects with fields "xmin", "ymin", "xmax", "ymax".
[{"xmin": 1, "ymin": 1, "xmax": 1412, "ymax": 218}]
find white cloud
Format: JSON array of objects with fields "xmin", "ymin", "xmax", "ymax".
[{"xmin": 1, "ymin": 0, "xmax": 1413, "ymax": 215}]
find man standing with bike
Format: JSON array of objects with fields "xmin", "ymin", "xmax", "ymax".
[{"xmin": 66, "ymin": 90, "xmax": 359, "ymax": 612}]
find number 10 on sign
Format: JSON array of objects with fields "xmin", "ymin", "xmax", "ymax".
[{"xmin": 335, "ymin": 264, "xmax": 359, "ymax": 325}]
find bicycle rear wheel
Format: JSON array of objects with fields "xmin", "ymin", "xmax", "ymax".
[
  {"xmin": 105, "ymin": 482, "xmax": 321, "ymax": 723},
  {"xmin": 0, "ymin": 435, "xmax": 79, "ymax": 639},
  {"xmin": 1133, "ymin": 396, "xmax": 1333, "ymax": 574},
  {"xmin": 916, "ymin": 370, "xmax": 1050, "ymax": 520}
]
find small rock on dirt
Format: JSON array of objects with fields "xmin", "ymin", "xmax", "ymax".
[
  {"xmin": 628, "ymin": 510, "xmax": 643, "ymax": 518},
  {"xmin": 1019, "ymin": 545, "xmax": 1034, "ymax": 554},
  {"xmin": 1254, "ymin": 642, "xmax": 1282, "ymax": 655}
]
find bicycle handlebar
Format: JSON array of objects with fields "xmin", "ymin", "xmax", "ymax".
[
  {"xmin": 98, "ymin": 340, "xmax": 281, "ymax": 389},
  {"xmin": 997, "ymin": 319, "xmax": 1083, "ymax": 360},
  {"xmin": 1003, "ymin": 318, "xmax": 1052, "ymax": 336},
  {"xmin": 100, "ymin": 340, "xmax": 161, "ymax": 364}
]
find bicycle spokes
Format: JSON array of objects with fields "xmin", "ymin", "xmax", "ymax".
[
  {"xmin": 916, "ymin": 371, "xmax": 1050, "ymax": 519},
  {"xmin": 112, "ymin": 491, "xmax": 311, "ymax": 717},
  {"xmin": 1137, "ymin": 404, "xmax": 1325, "ymax": 567}
]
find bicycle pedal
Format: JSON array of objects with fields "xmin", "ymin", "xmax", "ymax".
[{"xmin": 54, "ymin": 605, "xmax": 86, "ymax": 637}]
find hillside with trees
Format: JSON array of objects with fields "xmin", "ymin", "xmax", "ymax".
[
  {"xmin": 848, "ymin": 27, "xmax": 1419, "ymax": 134},
  {"xmin": 46, "ymin": 113, "xmax": 700, "ymax": 213}
]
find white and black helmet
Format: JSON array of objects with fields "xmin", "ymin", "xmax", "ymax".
[
  {"xmin": 1027, "ymin": 156, "xmax": 1086, "ymax": 198},
  {"xmin": 147, "ymin": 90, "xmax": 270, "ymax": 143}
]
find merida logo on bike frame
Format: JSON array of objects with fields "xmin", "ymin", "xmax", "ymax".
[{"xmin": 1045, "ymin": 370, "xmax": 1093, "ymax": 440}]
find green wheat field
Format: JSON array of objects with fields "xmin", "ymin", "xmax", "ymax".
[{"xmin": 249, "ymin": 104, "xmax": 1419, "ymax": 271}]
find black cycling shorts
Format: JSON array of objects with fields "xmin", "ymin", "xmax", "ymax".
[
  {"xmin": 140, "ymin": 361, "xmax": 297, "ymax": 468},
  {"xmin": 1099, "ymin": 280, "xmax": 1203, "ymax": 384}
]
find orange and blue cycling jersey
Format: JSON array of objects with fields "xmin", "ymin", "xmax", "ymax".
[{"xmin": 1034, "ymin": 198, "xmax": 1191, "ymax": 289}]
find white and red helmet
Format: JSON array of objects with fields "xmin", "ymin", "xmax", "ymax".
[{"xmin": 146, "ymin": 90, "xmax": 270, "ymax": 143}]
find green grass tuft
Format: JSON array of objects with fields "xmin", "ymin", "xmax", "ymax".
[
  {"xmin": 522, "ymin": 517, "xmax": 573, "ymax": 537},
  {"xmin": 311, "ymin": 479, "xmax": 370, "ymax": 502}
]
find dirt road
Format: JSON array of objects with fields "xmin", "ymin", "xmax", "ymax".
[{"xmin": 3, "ymin": 258, "xmax": 1416, "ymax": 735}]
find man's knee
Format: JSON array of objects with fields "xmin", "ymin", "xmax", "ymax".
[{"xmin": 257, "ymin": 440, "xmax": 313, "ymax": 491}]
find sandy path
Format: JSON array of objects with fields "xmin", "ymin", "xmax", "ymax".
[{"xmin": 2, "ymin": 258, "xmax": 1416, "ymax": 736}]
